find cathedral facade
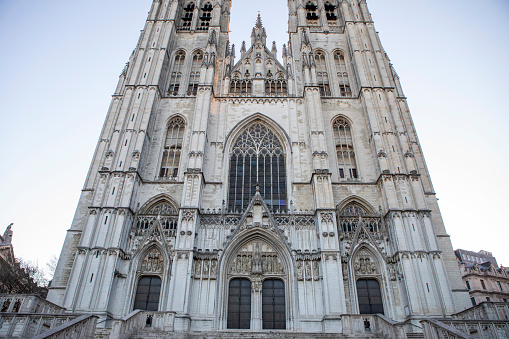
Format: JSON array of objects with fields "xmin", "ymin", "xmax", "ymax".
[{"xmin": 48, "ymin": 0, "xmax": 471, "ymax": 332}]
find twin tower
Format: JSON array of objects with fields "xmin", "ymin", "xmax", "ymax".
[{"xmin": 48, "ymin": 0, "xmax": 470, "ymax": 333}]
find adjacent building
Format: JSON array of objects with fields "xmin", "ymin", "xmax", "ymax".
[
  {"xmin": 48, "ymin": 0, "xmax": 471, "ymax": 333},
  {"xmin": 456, "ymin": 249, "xmax": 509, "ymax": 306}
]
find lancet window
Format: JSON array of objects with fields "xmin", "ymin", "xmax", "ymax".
[
  {"xmin": 228, "ymin": 122, "xmax": 287, "ymax": 213},
  {"xmin": 315, "ymin": 51, "xmax": 330, "ymax": 97},
  {"xmin": 325, "ymin": 2, "xmax": 338, "ymax": 21},
  {"xmin": 169, "ymin": 51, "xmax": 185, "ymax": 96},
  {"xmin": 187, "ymin": 51, "xmax": 203, "ymax": 96},
  {"xmin": 334, "ymin": 52, "xmax": 352, "ymax": 97},
  {"xmin": 198, "ymin": 2, "xmax": 213, "ymax": 30},
  {"xmin": 333, "ymin": 117, "xmax": 357, "ymax": 179},
  {"xmin": 306, "ymin": 1, "xmax": 319, "ymax": 22},
  {"xmin": 160, "ymin": 117, "xmax": 185, "ymax": 179},
  {"xmin": 179, "ymin": 2, "xmax": 195, "ymax": 30}
]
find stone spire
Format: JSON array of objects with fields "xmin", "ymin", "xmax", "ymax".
[{"xmin": 251, "ymin": 13, "xmax": 267, "ymax": 46}]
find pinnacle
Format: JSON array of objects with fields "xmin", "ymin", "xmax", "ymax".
[{"xmin": 255, "ymin": 13, "xmax": 263, "ymax": 29}]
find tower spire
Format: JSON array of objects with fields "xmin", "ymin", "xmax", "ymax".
[{"xmin": 251, "ymin": 13, "xmax": 267, "ymax": 46}]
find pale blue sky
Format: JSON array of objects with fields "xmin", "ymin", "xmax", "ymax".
[{"xmin": 0, "ymin": 1, "xmax": 508, "ymax": 267}]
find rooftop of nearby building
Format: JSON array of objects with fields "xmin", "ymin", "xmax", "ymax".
[{"xmin": 455, "ymin": 249, "xmax": 498, "ymax": 266}]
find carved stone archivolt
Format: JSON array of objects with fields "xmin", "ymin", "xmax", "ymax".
[{"xmin": 228, "ymin": 241, "xmax": 284, "ymax": 276}]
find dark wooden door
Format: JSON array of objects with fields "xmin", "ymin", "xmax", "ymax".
[
  {"xmin": 227, "ymin": 278, "xmax": 252, "ymax": 329},
  {"xmin": 133, "ymin": 276, "xmax": 161, "ymax": 311},
  {"xmin": 262, "ymin": 279, "xmax": 286, "ymax": 329},
  {"xmin": 357, "ymin": 279, "xmax": 384, "ymax": 315}
]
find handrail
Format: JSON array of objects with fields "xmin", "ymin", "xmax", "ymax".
[{"xmin": 32, "ymin": 314, "xmax": 98, "ymax": 339}]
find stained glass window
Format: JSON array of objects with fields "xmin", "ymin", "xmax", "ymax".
[
  {"xmin": 333, "ymin": 117, "xmax": 357, "ymax": 179},
  {"xmin": 160, "ymin": 117, "xmax": 185, "ymax": 179},
  {"xmin": 228, "ymin": 122, "xmax": 287, "ymax": 213}
]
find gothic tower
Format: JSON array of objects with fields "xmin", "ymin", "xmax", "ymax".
[{"xmin": 48, "ymin": 0, "xmax": 470, "ymax": 332}]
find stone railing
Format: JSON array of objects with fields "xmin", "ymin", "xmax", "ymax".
[
  {"xmin": 110, "ymin": 310, "xmax": 175, "ymax": 339},
  {"xmin": 439, "ymin": 319, "xmax": 509, "ymax": 339},
  {"xmin": 0, "ymin": 295, "xmax": 65, "ymax": 314},
  {"xmin": 0, "ymin": 313, "xmax": 79, "ymax": 338},
  {"xmin": 341, "ymin": 314, "xmax": 406, "ymax": 337},
  {"xmin": 32, "ymin": 314, "xmax": 98, "ymax": 339},
  {"xmin": 452, "ymin": 301, "xmax": 509, "ymax": 321},
  {"xmin": 421, "ymin": 319, "xmax": 473, "ymax": 338}
]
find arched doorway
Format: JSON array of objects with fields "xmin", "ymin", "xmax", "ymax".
[
  {"xmin": 356, "ymin": 278, "xmax": 384, "ymax": 315},
  {"xmin": 227, "ymin": 278, "xmax": 252, "ymax": 329},
  {"xmin": 262, "ymin": 279, "xmax": 286, "ymax": 329},
  {"xmin": 133, "ymin": 276, "xmax": 162, "ymax": 311}
]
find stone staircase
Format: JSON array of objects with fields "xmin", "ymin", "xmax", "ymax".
[{"xmin": 128, "ymin": 330, "xmax": 379, "ymax": 339}]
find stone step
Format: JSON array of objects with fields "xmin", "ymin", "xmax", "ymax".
[
  {"xmin": 128, "ymin": 329, "xmax": 380, "ymax": 339},
  {"xmin": 406, "ymin": 333, "xmax": 425, "ymax": 339}
]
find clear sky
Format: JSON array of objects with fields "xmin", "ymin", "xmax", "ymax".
[{"xmin": 0, "ymin": 0, "xmax": 508, "ymax": 269}]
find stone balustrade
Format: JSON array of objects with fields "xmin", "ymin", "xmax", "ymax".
[
  {"xmin": 110, "ymin": 310, "xmax": 175, "ymax": 339},
  {"xmin": 0, "ymin": 314, "xmax": 78, "ymax": 338},
  {"xmin": 0, "ymin": 295, "xmax": 65, "ymax": 315},
  {"xmin": 452, "ymin": 301, "xmax": 509, "ymax": 321},
  {"xmin": 421, "ymin": 319, "xmax": 472, "ymax": 338},
  {"xmin": 32, "ymin": 314, "xmax": 98, "ymax": 339},
  {"xmin": 341, "ymin": 314, "xmax": 407, "ymax": 337},
  {"xmin": 440, "ymin": 319, "xmax": 509, "ymax": 339}
]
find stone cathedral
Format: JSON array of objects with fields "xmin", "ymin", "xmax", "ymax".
[{"xmin": 48, "ymin": 0, "xmax": 471, "ymax": 333}]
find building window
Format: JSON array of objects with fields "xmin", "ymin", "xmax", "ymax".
[
  {"xmin": 497, "ymin": 281, "xmax": 503, "ymax": 291},
  {"xmin": 187, "ymin": 51, "xmax": 203, "ymax": 96},
  {"xmin": 334, "ymin": 52, "xmax": 352, "ymax": 97},
  {"xmin": 315, "ymin": 51, "xmax": 330, "ymax": 97},
  {"xmin": 265, "ymin": 73, "xmax": 287, "ymax": 96},
  {"xmin": 169, "ymin": 51, "xmax": 186, "ymax": 96},
  {"xmin": 504, "ymin": 299, "xmax": 507, "ymax": 302},
  {"xmin": 306, "ymin": 1, "xmax": 319, "ymax": 21},
  {"xmin": 228, "ymin": 122, "xmax": 287, "ymax": 213},
  {"xmin": 333, "ymin": 117, "xmax": 358, "ymax": 179},
  {"xmin": 230, "ymin": 72, "xmax": 252, "ymax": 96},
  {"xmin": 486, "ymin": 297, "xmax": 491, "ymax": 302},
  {"xmin": 180, "ymin": 2, "xmax": 195, "ymax": 30},
  {"xmin": 198, "ymin": 2, "xmax": 213, "ymax": 30},
  {"xmin": 160, "ymin": 117, "xmax": 185, "ymax": 179},
  {"xmin": 471, "ymin": 297, "xmax": 476, "ymax": 306},
  {"xmin": 481, "ymin": 280, "xmax": 486, "ymax": 290},
  {"xmin": 466, "ymin": 281, "xmax": 471, "ymax": 290},
  {"xmin": 324, "ymin": 2, "xmax": 337, "ymax": 21}
]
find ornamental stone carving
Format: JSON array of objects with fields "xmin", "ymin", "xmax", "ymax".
[
  {"xmin": 228, "ymin": 241, "xmax": 284, "ymax": 275},
  {"xmin": 140, "ymin": 248, "xmax": 164, "ymax": 273},
  {"xmin": 353, "ymin": 249, "xmax": 378, "ymax": 276}
]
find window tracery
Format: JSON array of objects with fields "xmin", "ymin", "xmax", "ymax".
[
  {"xmin": 169, "ymin": 51, "xmax": 185, "ymax": 96},
  {"xmin": 230, "ymin": 72, "xmax": 252, "ymax": 96},
  {"xmin": 306, "ymin": 1, "xmax": 319, "ymax": 22},
  {"xmin": 228, "ymin": 122, "xmax": 287, "ymax": 213},
  {"xmin": 334, "ymin": 52, "xmax": 352, "ymax": 97},
  {"xmin": 315, "ymin": 52, "xmax": 330, "ymax": 97},
  {"xmin": 333, "ymin": 117, "xmax": 357, "ymax": 179},
  {"xmin": 160, "ymin": 117, "xmax": 185, "ymax": 179},
  {"xmin": 325, "ymin": 2, "xmax": 338, "ymax": 21},
  {"xmin": 187, "ymin": 51, "xmax": 203, "ymax": 96}
]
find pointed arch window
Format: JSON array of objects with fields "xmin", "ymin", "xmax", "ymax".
[
  {"xmin": 265, "ymin": 74, "xmax": 287, "ymax": 97},
  {"xmin": 198, "ymin": 2, "xmax": 213, "ymax": 30},
  {"xmin": 228, "ymin": 122, "xmax": 287, "ymax": 213},
  {"xmin": 179, "ymin": 2, "xmax": 195, "ymax": 30},
  {"xmin": 160, "ymin": 117, "xmax": 185, "ymax": 179},
  {"xmin": 230, "ymin": 73, "xmax": 252, "ymax": 97},
  {"xmin": 333, "ymin": 117, "xmax": 357, "ymax": 179},
  {"xmin": 306, "ymin": 1, "xmax": 319, "ymax": 21},
  {"xmin": 315, "ymin": 51, "xmax": 330, "ymax": 97},
  {"xmin": 169, "ymin": 51, "xmax": 186, "ymax": 96},
  {"xmin": 334, "ymin": 52, "xmax": 352, "ymax": 97},
  {"xmin": 188, "ymin": 51, "xmax": 203, "ymax": 96}
]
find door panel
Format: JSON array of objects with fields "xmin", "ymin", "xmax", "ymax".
[
  {"xmin": 133, "ymin": 276, "xmax": 161, "ymax": 311},
  {"xmin": 356, "ymin": 279, "xmax": 384, "ymax": 315},
  {"xmin": 228, "ymin": 278, "xmax": 252, "ymax": 329},
  {"xmin": 262, "ymin": 279, "xmax": 286, "ymax": 329}
]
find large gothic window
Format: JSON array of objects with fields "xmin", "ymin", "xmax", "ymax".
[
  {"xmin": 160, "ymin": 117, "xmax": 185, "ymax": 179},
  {"xmin": 315, "ymin": 51, "xmax": 330, "ymax": 97},
  {"xmin": 169, "ymin": 51, "xmax": 185, "ymax": 96},
  {"xmin": 333, "ymin": 117, "xmax": 357, "ymax": 179},
  {"xmin": 187, "ymin": 51, "xmax": 203, "ymax": 96},
  {"xmin": 228, "ymin": 122, "xmax": 287, "ymax": 213},
  {"xmin": 334, "ymin": 52, "xmax": 352, "ymax": 97}
]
